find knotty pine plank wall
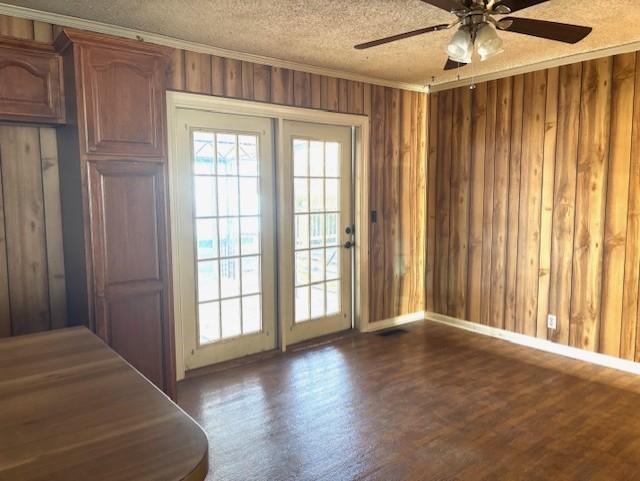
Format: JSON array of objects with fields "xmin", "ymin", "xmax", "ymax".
[
  {"xmin": 427, "ymin": 52, "xmax": 640, "ymax": 361},
  {"xmin": 0, "ymin": 15, "xmax": 67, "ymax": 337},
  {"xmin": 167, "ymin": 50, "xmax": 427, "ymax": 323},
  {"xmin": 0, "ymin": 13, "xmax": 427, "ymax": 326}
]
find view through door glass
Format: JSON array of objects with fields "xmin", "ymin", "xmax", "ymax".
[
  {"xmin": 175, "ymin": 109, "xmax": 275, "ymax": 371},
  {"xmin": 281, "ymin": 121, "xmax": 353, "ymax": 345},
  {"xmin": 293, "ymin": 139, "xmax": 342, "ymax": 322},
  {"xmin": 192, "ymin": 131, "xmax": 263, "ymax": 343}
]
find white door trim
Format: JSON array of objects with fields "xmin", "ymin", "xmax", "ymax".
[{"xmin": 167, "ymin": 91, "xmax": 370, "ymax": 380}]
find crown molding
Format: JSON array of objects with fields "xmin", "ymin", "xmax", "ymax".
[
  {"xmin": 430, "ymin": 39, "xmax": 640, "ymax": 92},
  {"xmin": 0, "ymin": 2, "xmax": 430, "ymax": 93}
]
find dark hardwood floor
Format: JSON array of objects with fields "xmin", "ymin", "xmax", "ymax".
[{"xmin": 178, "ymin": 321, "xmax": 640, "ymax": 481}]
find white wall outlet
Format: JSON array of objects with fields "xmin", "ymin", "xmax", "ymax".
[{"xmin": 547, "ymin": 314, "xmax": 557, "ymax": 330}]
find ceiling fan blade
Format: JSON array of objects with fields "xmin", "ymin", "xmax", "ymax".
[
  {"xmin": 500, "ymin": 17, "xmax": 592, "ymax": 44},
  {"xmin": 420, "ymin": 0, "xmax": 465, "ymax": 12},
  {"xmin": 354, "ymin": 24, "xmax": 449, "ymax": 50},
  {"xmin": 444, "ymin": 58, "xmax": 465, "ymax": 70},
  {"xmin": 492, "ymin": 0, "xmax": 550, "ymax": 13}
]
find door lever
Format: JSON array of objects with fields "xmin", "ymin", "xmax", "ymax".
[{"xmin": 343, "ymin": 240, "xmax": 355, "ymax": 249}]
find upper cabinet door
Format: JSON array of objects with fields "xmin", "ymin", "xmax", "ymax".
[
  {"xmin": 0, "ymin": 38, "xmax": 65, "ymax": 124},
  {"xmin": 80, "ymin": 44, "xmax": 166, "ymax": 158}
]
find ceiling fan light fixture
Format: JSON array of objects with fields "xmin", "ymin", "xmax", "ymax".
[
  {"xmin": 476, "ymin": 23, "xmax": 504, "ymax": 61},
  {"xmin": 447, "ymin": 28, "xmax": 473, "ymax": 64}
]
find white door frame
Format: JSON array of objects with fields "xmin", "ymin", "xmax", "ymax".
[{"xmin": 167, "ymin": 91, "xmax": 370, "ymax": 381}]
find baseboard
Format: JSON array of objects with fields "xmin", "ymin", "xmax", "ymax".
[
  {"xmin": 425, "ymin": 311, "xmax": 640, "ymax": 376},
  {"xmin": 361, "ymin": 311, "xmax": 426, "ymax": 333}
]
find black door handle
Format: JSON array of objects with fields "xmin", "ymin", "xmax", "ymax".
[{"xmin": 343, "ymin": 240, "xmax": 355, "ymax": 249}]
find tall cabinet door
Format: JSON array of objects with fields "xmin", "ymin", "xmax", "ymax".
[
  {"xmin": 88, "ymin": 160, "xmax": 171, "ymax": 389},
  {"xmin": 56, "ymin": 29, "xmax": 175, "ymax": 397}
]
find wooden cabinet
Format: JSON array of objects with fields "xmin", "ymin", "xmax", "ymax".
[
  {"xmin": 55, "ymin": 29, "xmax": 176, "ymax": 398},
  {"xmin": 0, "ymin": 37, "xmax": 65, "ymax": 124}
]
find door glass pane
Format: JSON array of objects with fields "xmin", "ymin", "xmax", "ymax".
[
  {"xmin": 196, "ymin": 219, "xmax": 218, "ymax": 259},
  {"xmin": 239, "ymin": 177, "xmax": 260, "ymax": 216},
  {"xmin": 221, "ymin": 298, "xmax": 241, "ymax": 338},
  {"xmin": 238, "ymin": 135, "xmax": 258, "ymax": 176},
  {"xmin": 198, "ymin": 260, "xmax": 219, "ymax": 302},
  {"xmin": 292, "ymin": 137, "xmax": 344, "ymax": 323},
  {"xmin": 193, "ymin": 132, "xmax": 215, "ymax": 174},
  {"xmin": 242, "ymin": 295, "xmax": 261, "ymax": 334},
  {"xmin": 195, "ymin": 177, "xmax": 216, "ymax": 217},
  {"xmin": 217, "ymin": 133, "xmax": 237, "ymax": 175},
  {"xmin": 199, "ymin": 301, "xmax": 220, "ymax": 344},
  {"xmin": 192, "ymin": 130, "xmax": 264, "ymax": 344}
]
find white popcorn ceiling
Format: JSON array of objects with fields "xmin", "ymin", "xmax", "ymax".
[{"xmin": 5, "ymin": 0, "xmax": 640, "ymax": 87}]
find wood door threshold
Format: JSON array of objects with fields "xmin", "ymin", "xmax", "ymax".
[{"xmin": 182, "ymin": 329, "xmax": 358, "ymax": 380}]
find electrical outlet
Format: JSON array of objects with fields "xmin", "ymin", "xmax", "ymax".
[{"xmin": 547, "ymin": 314, "xmax": 557, "ymax": 330}]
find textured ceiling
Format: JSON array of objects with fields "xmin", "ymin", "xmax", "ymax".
[{"xmin": 4, "ymin": 0, "xmax": 640, "ymax": 87}]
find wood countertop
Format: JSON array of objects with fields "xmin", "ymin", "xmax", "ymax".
[{"xmin": 0, "ymin": 327, "xmax": 208, "ymax": 481}]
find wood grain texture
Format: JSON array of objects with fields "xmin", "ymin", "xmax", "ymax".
[
  {"xmin": 428, "ymin": 51, "xmax": 640, "ymax": 361},
  {"xmin": 180, "ymin": 320, "xmax": 640, "ymax": 481},
  {"xmin": 570, "ymin": 57, "xmax": 612, "ymax": 352},
  {"xmin": 599, "ymin": 53, "xmax": 635, "ymax": 356},
  {"xmin": 184, "ymin": 52, "xmax": 211, "ymax": 95},
  {"xmin": 425, "ymin": 93, "xmax": 438, "ymax": 313},
  {"xmin": 0, "ymin": 126, "xmax": 50, "ymax": 335},
  {"xmin": 0, "ymin": 327, "xmax": 208, "ymax": 481}
]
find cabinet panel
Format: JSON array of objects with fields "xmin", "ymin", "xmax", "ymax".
[
  {"xmin": 0, "ymin": 37, "xmax": 64, "ymax": 124},
  {"xmin": 81, "ymin": 45, "xmax": 166, "ymax": 157},
  {"xmin": 107, "ymin": 291, "xmax": 165, "ymax": 389}
]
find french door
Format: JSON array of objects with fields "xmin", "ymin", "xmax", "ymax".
[
  {"xmin": 280, "ymin": 121, "xmax": 353, "ymax": 345},
  {"xmin": 174, "ymin": 109, "xmax": 276, "ymax": 370}
]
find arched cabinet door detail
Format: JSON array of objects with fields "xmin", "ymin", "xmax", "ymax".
[
  {"xmin": 81, "ymin": 47, "xmax": 166, "ymax": 157},
  {"xmin": 0, "ymin": 37, "xmax": 64, "ymax": 124}
]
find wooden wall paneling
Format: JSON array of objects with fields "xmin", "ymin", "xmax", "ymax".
[
  {"xmin": 426, "ymin": 93, "xmax": 438, "ymax": 312},
  {"xmin": 570, "ymin": 57, "xmax": 613, "ymax": 351},
  {"xmin": 310, "ymin": 74, "xmax": 322, "ymax": 109},
  {"xmin": 434, "ymin": 89, "xmax": 453, "ymax": 314},
  {"xmin": 253, "ymin": 64, "xmax": 271, "ymax": 102},
  {"xmin": 293, "ymin": 70, "xmax": 311, "ymax": 108},
  {"xmin": 167, "ymin": 49, "xmax": 185, "ymax": 91},
  {"xmin": 548, "ymin": 62, "xmax": 582, "ymax": 345},
  {"xmin": 599, "ymin": 53, "xmax": 636, "ymax": 356},
  {"xmin": 480, "ymin": 81, "xmax": 497, "ymax": 325},
  {"xmin": 622, "ymin": 52, "xmax": 640, "ymax": 361},
  {"xmin": 369, "ymin": 85, "xmax": 386, "ymax": 322},
  {"xmin": 0, "ymin": 14, "xmax": 33, "ymax": 39},
  {"xmin": 241, "ymin": 61, "xmax": 254, "ymax": 100},
  {"xmin": 489, "ymin": 77, "xmax": 513, "ymax": 329},
  {"xmin": 363, "ymin": 82, "xmax": 371, "ymax": 116},
  {"xmin": 504, "ymin": 74, "xmax": 524, "ymax": 332},
  {"xmin": 414, "ymin": 92, "xmax": 427, "ymax": 312},
  {"xmin": 33, "ymin": 21, "xmax": 53, "ymax": 42},
  {"xmin": 184, "ymin": 51, "xmax": 212, "ymax": 95},
  {"xmin": 210, "ymin": 56, "xmax": 225, "ymax": 96},
  {"xmin": 386, "ymin": 88, "xmax": 400, "ymax": 319},
  {"xmin": 270, "ymin": 67, "xmax": 294, "ymax": 105},
  {"xmin": 515, "ymin": 70, "xmax": 547, "ymax": 337},
  {"xmin": 223, "ymin": 58, "xmax": 242, "ymax": 98},
  {"xmin": 325, "ymin": 77, "xmax": 339, "ymax": 111},
  {"xmin": 466, "ymin": 83, "xmax": 487, "ymax": 323},
  {"xmin": 40, "ymin": 127, "xmax": 67, "ymax": 330},
  {"xmin": 399, "ymin": 90, "xmax": 413, "ymax": 312},
  {"xmin": 536, "ymin": 67, "xmax": 559, "ymax": 339},
  {"xmin": 338, "ymin": 79, "xmax": 349, "ymax": 113},
  {"xmin": 348, "ymin": 81, "xmax": 364, "ymax": 115},
  {"xmin": 0, "ymin": 126, "xmax": 50, "ymax": 335},
  {"xmin": 0, "ymin": 158, "xmax": 9, "ymax": 337},
  {"xmin": 447, "ymin": 87, "xmax": 471, "ymax": 319}
]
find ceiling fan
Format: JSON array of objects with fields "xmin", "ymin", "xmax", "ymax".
[{"xmin": 354, "ymin": 0, "xmax": 592, "ymax": 70}]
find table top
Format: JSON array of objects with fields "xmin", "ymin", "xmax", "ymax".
[{"xmin": 0, "ymin": 327, "xmax": 208, "ymax": 481}]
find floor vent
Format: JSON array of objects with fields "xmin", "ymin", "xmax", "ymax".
[{"xmin": 376, "ymin": 328, "xmax": 409, "ymax": 337}]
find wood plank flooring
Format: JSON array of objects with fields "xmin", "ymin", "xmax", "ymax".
[{"xmin": 178, "ymin": 321, "xmax": 640, "ymax": 481}]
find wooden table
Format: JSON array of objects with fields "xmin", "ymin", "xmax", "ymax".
[{"xmin": 0, "ymin": 327, "xmax": 208, "ymax": 481}]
